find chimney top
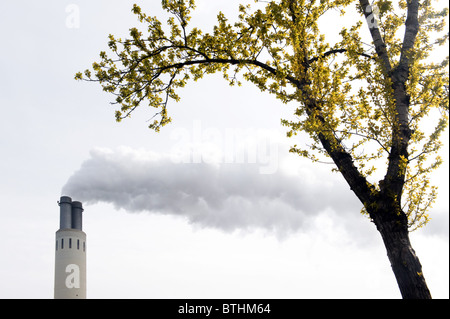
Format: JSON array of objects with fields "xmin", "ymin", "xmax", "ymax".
[
  {"xmin": 59, "ymin": 196, "xmax": 72, "ymax": 205},
  {"xmin": 71, "ymin": 201, "xmax": 84, "ymax": 211}
]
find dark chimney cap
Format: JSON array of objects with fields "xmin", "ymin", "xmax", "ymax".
[
  {"xmin": 72, "ymin": 201, "xmax": 83, "ymax": 211},
  {"xmin": 59, "ymin": 196, "xmax": 72, "ymax": 205}
]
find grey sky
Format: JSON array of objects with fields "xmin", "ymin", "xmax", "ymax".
[{"xmin": 0, "ymin": 0, "xmax": 448, "ymax": 298}]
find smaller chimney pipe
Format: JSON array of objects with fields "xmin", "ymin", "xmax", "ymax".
[
  {"xmin": 71, "ymin": 201, "xmax": 83, "ymax": 231},
  {"xmin": 59, "ymin": 196, "xmax": 72, "ymax": 229}
]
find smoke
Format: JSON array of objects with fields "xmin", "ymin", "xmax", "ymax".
[{"xmin": 62, "ymin": 146, "xmax": 362, "ymax": 236}]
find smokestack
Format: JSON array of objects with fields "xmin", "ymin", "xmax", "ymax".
[
  {"xmin": 54, "ymin": 196, "xmax": 87, "ymax": 299},
  {"xmin": 59, "ymin": 196, "xmax": 72, "ymax": 229},
  {"xmin": 71, "ymin": 201, "xmax": 83, "ymax": 231}
]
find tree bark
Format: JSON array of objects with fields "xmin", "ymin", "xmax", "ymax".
[
  {"xmin": 369, "ymin": 198, "xmax": 432, "ymax": 299},
  {"xmin": 357, "ymin": 0, "xmax": 432, "ymax": 299}
]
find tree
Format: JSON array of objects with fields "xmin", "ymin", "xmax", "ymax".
[{"xmin": 76, "ymin": 0, "xmax": 449, "ymax": 298}]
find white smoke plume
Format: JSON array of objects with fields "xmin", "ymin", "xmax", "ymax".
[{"xmin": 62, "ymin": 146, "xmax": 362, "ymax": 235}]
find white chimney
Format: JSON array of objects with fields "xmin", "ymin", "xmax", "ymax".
[{"xmin": 54, "ymin": 196, "xmax": 87, "ymax": 299}]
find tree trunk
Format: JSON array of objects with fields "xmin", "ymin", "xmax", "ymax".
[{"xmin": 370, "ymin": 199, "xmax": 432, "ymax": 299}]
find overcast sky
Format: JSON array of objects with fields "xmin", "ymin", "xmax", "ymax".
[{"xmin": 0, "ymin": 0, "xmax": 448, "ymax": 299}]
